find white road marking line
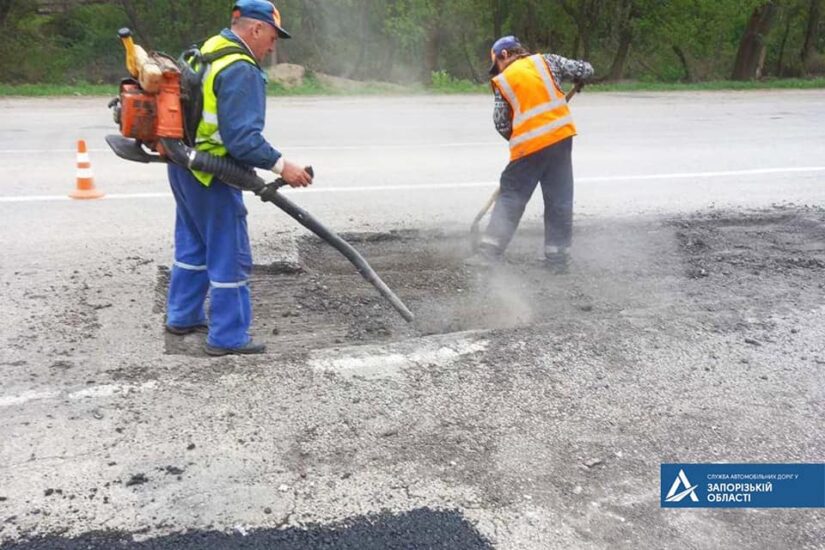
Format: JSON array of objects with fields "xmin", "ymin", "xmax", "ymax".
[
  {"xmin": 0, "ymin": 192, "xmax": 171, "ymax": 203},
  {"xmin": 0, "ymin": 148, "xmax": 111, "ymax": 154},
  {"xmin": 0, "ymin": 142, "xmax": 500, "ymax": 155},
  {"xmin": 0, "ymin": 389, "xmax": 60, "ymax": 407},
  {"xmin": 291, "ymin": 142, "xmax": 502, "ymax": 150},
  {"xmin": 1, "ymin": 166, "xmax": 823, "ymax": 204},
  {"xmin": 0, "ymin": 381, "xmax": 159, "ymax": 408},
  {"xmin": 584, "ymin": 166, "xmax": 825, "ymax": 182},
  {"xmin": 0, "ymin": 149, "xmax": 107, "ymax": 154},
  {"xmin": 310, "ymin": 332, "xmax": 488, "ymax": 379}
]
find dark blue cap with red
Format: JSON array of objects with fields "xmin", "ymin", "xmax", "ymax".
[
  {"xmin": 233, "ymin": 0, "xmax": 291, "ymax": 39},
  {"xmin": 489, "ymin": 35, "xmax": 522, "ymax": 75}
]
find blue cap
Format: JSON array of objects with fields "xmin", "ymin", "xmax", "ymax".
[
  {"xmin": 233, "ymin": 0, "xmax": 291, "ymax": 39},
  {"xmin": 489, "ymin": 35, "xmax": 522, "ymax": 75}
]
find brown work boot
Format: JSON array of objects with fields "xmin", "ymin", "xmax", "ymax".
[{"xmin": 204, "ymin": 340, "xmax": 267, "ymax": 357}]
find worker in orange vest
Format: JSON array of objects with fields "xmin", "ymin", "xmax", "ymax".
[{"xmin": 467, "ymin": 36, "xmax": 593, "ymax": 272}]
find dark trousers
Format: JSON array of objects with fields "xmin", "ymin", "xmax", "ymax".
[{"xmin": 482, "ymin": 137, "xmax": 574, "ymax": 254}]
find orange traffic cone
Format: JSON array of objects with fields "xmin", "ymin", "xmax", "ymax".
[{"xmin": 69, "ymin": 139, "xmax": 104, "ymax": 200}]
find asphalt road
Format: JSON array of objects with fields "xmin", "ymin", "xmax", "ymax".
[
  {"xmin": 0, "ymin": 91, "xmax": 824, "ymax": 549},
  {"xmin": 1, "ymin": 91, "xmax": 824, "ymax": 251}
]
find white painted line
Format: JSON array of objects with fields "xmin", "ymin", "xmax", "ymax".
[
  {"xmin": 0, "ymin": 192, "xmax": 171, "ymax": 203},
  {"xmin": 294, "ymin": 181, "xmax": 496, "ymax": 193},
  {"xmin": 286, "ymin": 142, "xmax": 501, "ymax": 151},
  {"xmin": 0, "ymin": 142, "xmax": 501, "ymax": 155},
  {"xmin": 1, "ymin": 166, "xmax": 823, "ymax": 204},
  {"xmin": 68, "ymin": 381, "xmax": 158, "ymax": 400},
  {"xmin": 0, "ymin": 381, "xmax": 159, "ymax": 408},
  {"xmin": 0, "ymin": 389, "xmax": 60, "ymax": 407},
  {"xmin": 0, "ymin": 148, "xmax": 111, "ymax": 154},
  {"xmin": 310, "ymin": 332, "xmax": 488, "ymax": 379},
  {"xmin": 582, "ymin": 166, "xmax": 825, "ymax": 182}
]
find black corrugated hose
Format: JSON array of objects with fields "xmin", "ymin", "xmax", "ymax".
[{"xmin": 159, "ymin": 138, "xmax": 414, "ymax": 322}]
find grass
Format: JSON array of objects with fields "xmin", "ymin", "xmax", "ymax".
[
  {"xmin": 427, "ymin": 75, "xmax": 825, "ymax": 94},
  {"xmin": 429, "ymin": 70, "xmax": 488, "ymax": 94},
  {"xmin": 267, "ymin": 71, "xmax": 329, "ymax": 96},
  {"xmin": 270, "ymin": 75, "xmax": 825, "ymax": 95},
  {"xmin": 268, "ymin": 71, "xmax": 426, "ymax": 96},
  {"xmin": 0, "ymin": 83, "xmax": 117, "ymax": 96},
  {"xmin": 1, "ymin": 76, "xmax": 823, "ymax": 97},
  {"xmin": 586, "ymin": 77, "xmax": 825, "ymax": 92}
]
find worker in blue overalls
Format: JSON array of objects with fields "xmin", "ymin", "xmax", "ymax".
[{"xmin": 165, "ymin": 0, "xmax": 313, "ymax": 356}]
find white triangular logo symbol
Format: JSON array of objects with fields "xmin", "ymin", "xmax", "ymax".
[{"xmin": 665, "ymin": 469, "xmax": 699, "ymax": 502}]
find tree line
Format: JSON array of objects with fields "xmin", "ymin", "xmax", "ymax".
[{"xmin": 0, "ymin": 0, "xmax": 822, "ymax": 85}]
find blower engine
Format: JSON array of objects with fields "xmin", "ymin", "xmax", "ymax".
[
  {"xmin": 107, "ymin": 28, "xmax": 185, "ymax": 161},
  {"xmin": 106, "ymin": 29, "xmax": 289, "ymax": 193}
]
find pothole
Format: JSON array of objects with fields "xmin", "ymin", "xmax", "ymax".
[
  {"xmin": 157, "ymin": 228, "xmax": 602, "ymax": 357},
  {"xmin": 152, "ymin": 210, "xmax": 825, "ymax": 358}
]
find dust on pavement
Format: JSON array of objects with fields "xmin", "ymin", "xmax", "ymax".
[{"xmin": 1, "ymin": 207, "xmax": 823, "ymax": 549}]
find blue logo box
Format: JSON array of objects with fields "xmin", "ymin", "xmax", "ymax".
[{"xmin": 661, "ymin": 463, "xmax": 825, "ymax": 508}]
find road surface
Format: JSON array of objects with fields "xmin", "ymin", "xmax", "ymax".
[{"xmin": 0, "ymin": 91, "xmax": 823, "ymax": 549}]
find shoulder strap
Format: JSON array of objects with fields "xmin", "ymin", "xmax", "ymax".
[{"xmin": 202, "ymin": 45, "xmax": 249, "ymax": 64}]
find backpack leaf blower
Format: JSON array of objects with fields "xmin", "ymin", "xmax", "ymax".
[{"xmin": 106, "ymin": 29, "xmax": 414, "ymax": 323}]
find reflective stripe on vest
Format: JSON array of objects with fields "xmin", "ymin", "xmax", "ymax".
[
  {"xmin": 493, "ymin": 54, "xmax": 576, "ymax": 161},
  {"xmin": 191, "ymin": 35, "xmax": 258, "ymax": 187}
]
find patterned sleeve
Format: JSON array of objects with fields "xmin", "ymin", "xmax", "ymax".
[
  {"xmin": 543, "ymin": 53, "xmax": 594, "ymax": 85},
  {"xmin": 493, "ymin": 88, "xmax": 513, "ymax": 140}
]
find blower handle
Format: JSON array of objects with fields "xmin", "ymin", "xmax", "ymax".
[
  {"xmin": 272, "ymin": 165, "xmax": 314, "ymax": 190},
  {"xmin": 118, "ymin": 28, "xmax": 139, "ymax": 78}
]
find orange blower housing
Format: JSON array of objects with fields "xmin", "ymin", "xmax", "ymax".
[
  {"xmin": 115, "ymin": 63, "xmax": 184, "ymax": 155},
  {"xmin": 118, "ymin": 80, "xmax": 157, "ymax": 142}
]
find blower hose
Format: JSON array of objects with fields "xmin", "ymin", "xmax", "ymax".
[
  {"xmin": 158, "ymin": 139, "xmax": 415, "ymax": 323},
  {"xmin": 161, "ymin": 138, "xmax": 266, "ymax": 194}
]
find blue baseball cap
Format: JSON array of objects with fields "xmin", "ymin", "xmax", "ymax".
[
  {"xmin": 489, "ymin": 35, "xmax": 521, "ymax": 75},
  {"xmin": 233, "ymin": 0, "xmax": 291, "ymax": 39}
]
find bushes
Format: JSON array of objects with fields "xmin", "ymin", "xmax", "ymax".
[
  {"xmin": 429, "ymin": 70, "xmax": 486, "ymax": 93},
  {"xmin": 1, "ymin": 0, "xmax": 823, "ymax": 86},
  {"xmin": 0, "ymin": 3, "xmax": 126, "ymax": 84}
]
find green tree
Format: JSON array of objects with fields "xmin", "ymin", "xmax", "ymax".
[
  {"xmin": 2, "ymin": 0, "xmax": 823, "ymax": 85},
  {"xmin": 800, "ymin": 0, "xmax": 823, "ymax": 74}
]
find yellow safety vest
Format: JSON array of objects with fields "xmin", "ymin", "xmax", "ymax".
[
  {"xmin": 192, "ymin": 34, "xmax": 259, "ymax": 186},
  {"xmin": 492, "ymin": 54, "xmax": 576, "ymax": 161}
]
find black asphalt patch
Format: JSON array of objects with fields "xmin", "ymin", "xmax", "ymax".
[{"xmin": 0, "ymin": 508, "xmax": 492, "ymax": 549}]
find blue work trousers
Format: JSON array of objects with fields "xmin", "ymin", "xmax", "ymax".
[
  {"xmin": 166, "ymin": 164, "xmax": 253, "ymax": 349},
  {"xmin": 483, "ymin": 137, "xmax": 574, "ymax": 254}
]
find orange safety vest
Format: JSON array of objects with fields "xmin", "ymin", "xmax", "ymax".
[{"xmin": 492, "ymin": 54, "xmax": 576, "ymax": 161}]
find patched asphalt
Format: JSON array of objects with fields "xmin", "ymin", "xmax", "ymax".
[{"xmin": 1, "ymin": 508, "xmax": 492, "ymax": 550}]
